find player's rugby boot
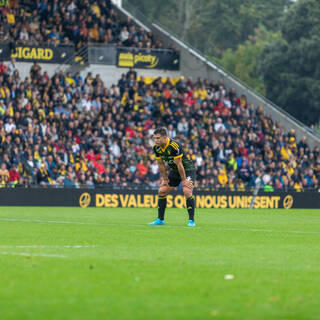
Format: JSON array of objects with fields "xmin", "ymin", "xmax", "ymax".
[
  {"xmin": 149, "ymin": 218, "xmax": 165, "ymax": 225},
  {"xmin": 187, "ymin": 220, "xmax": 196, "ymax": 227}
]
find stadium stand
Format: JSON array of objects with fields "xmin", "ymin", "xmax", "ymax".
[
  {"xmin": 0, "ymin": 62, "xmax": 319, "ymax": 191},
  {"xmin": 0, "ymin": 0, "xmax": 164, "ymax": 49}
]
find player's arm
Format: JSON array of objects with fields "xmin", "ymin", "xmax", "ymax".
[
  {"xmin": 157, "ymin": 158, "xmax": 169, "ymax": 184},
  {"xmin": 174, "ymin": 157, "xmax": 193, "ymax": 188},
  {"xmin": 171, "ymin": 143, "xmax": 192, "ymax": 187},
  {"xmin": 174, "ymin": 156, "xmax": 187, "ymax": 181}
]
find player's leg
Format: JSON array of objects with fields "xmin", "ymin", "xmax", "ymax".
[
  {"xmin": 149, "ymin": 172, "xmax": 178, "ymax": 225},
  {"xmin": 157, "ymin": 183, "xmax": 174, "ymax": 221},
  {"xmin": 182, "ymin": 171, "xmax": 196, "ymax": 226}
]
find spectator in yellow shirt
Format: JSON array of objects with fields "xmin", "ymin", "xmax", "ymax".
[
  {"xmin": 6, "ymin": 10, "xmax": 15, "ymax": 24},
  {"xmin": 89, "ymin": 23, "xmax": 99, "ymax": 42},
  {"xmin": 91, "ymin": 1, "xmax": 101, "ymax": 18},
  {"xmin": 281, "ymin": 144, "xmax": 292, "ymax": 160},
  {"xmin": 218, "ymin": 169, "xmax": 228, "ymax": 187},
  {"xmin": 65, "ymin": 72, "xmax": 75, "ymax": 86}
]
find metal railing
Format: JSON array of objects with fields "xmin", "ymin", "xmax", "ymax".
[{"xmin": 54, "ymin": 45, "xmax": 88, "ymax": 74}]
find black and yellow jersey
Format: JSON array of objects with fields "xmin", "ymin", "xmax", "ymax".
[{"xmin": 153, "ymin": 138, "xmax": 195, "ymax": 172}]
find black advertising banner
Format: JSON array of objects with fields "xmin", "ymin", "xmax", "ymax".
[
  {"xmin": 117, "ymin": 48, "xmax": 180, "ymax": 70},
  {"xmin": 0, "ymin": 43, "xmax": 74, "ymax": 63},
  {"xmin": 0, "ymin": 43, "xmax": 11, "ymax": 60},
  {"xmin": 0, "ymin": 189, "xmax": 319, "ymax": 209}
]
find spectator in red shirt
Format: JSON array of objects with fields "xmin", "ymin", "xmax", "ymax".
[
  {"xmin": 9, "ymin": 164, "xmax": 20, "ymax": 184},
  {"xmin": 86, "ymin": 148, "xmax": 95, "ymax": 162},
  {"xmin": 0, "ymin": 61, "xmax": 8, "ymax": 74},
  {"xmin": 136, "ymin": 159, "xmax": 148, "ymax": 179},
  {"xmin": 125, "ymin": 125, "xmax": 135, "ymax": 138},
  {"xmin": 93, "ymin": 158, "xmax": 105, "ymax": 174}
]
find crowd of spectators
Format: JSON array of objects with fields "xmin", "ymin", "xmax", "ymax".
[
  {"xmin": 0, "ymin": 0, "xmax": 165, "ymax": 50},
  {"xmin": 0, "ymin": 60, "xmax": 319, "ymax": 191}
]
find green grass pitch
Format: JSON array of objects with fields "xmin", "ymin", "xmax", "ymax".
[{"xmin": 0, "ymin": 207, "xmax": 319, "ymax": 320}]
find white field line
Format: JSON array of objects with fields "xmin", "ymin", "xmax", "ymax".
[
  {"xmin": 0, "ymin": 251, "xmax": 65, "ymax": 258},
  {"xmin": 1, "ymin": 217, "xmax": 320, "ymax": 234},
  {"xmin": 0, "ymin": 245, "xmax": 95, "ymax": 249},
  {"xmin": 1, "ymin": 218, "xmax": 98, "ymax": 225},
  {"xmin": 216, "ymin": 227, "xmax": 320, "ymax": 235},
  {"xmin": 0, "ymin": 218, "xmax": 194, "ymax": 229}
]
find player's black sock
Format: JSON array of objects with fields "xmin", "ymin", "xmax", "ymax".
[
  {"xmin": 186, "ymin": 196, "xmax": 195, "ymax": 221},
  {"xmin": 158, "ymin": 196, "xmax": 167, "ymax": 220}
]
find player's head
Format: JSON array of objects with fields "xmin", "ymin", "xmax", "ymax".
[{"xmin": 153, "ymin": 127, "xmax": 168, "ymax": 146}]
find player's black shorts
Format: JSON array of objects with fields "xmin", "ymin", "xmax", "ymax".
[{"xmin": 168, "ymin": 170, "xmax": 196, "ymax": 187}]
